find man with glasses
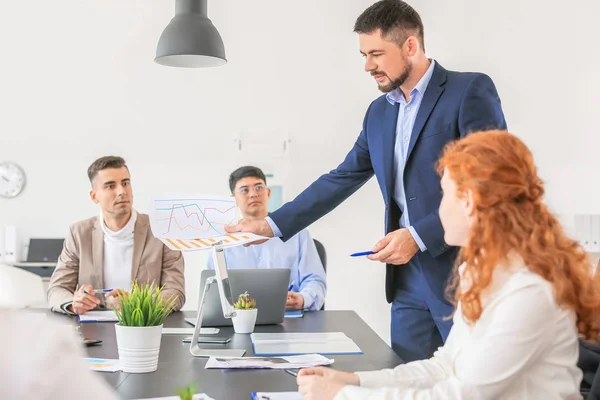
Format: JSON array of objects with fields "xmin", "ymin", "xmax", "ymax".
[{"xmin": 207, "ymin": 166, "xmax": 326, "ymax": 311}]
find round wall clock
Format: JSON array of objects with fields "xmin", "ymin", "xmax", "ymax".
[{"xmin": 0, "ymin": 162, "xmax": 26, "ymax": 198}]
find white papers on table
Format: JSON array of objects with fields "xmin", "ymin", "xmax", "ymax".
[
  {"xmin": 162, "ymin": 327, "xmax": 219, "ymax": 335},
  {"xmin": 78, "ymin": 310, "xmax": 119, "ymax": 322},
  {"xmin": 83, "ymin": 358, "xmax": 121, "ymax": 372},
  {"xmin": 204, "ymin": 354, "xmax": 334, "ymax": 370},
  {"xmin": 250, "ymin": 332, "xmax": 362, "ymax": 356}
]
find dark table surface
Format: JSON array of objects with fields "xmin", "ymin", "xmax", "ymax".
[{"xmin": 50, "ymin": 310, "xmax": 401, "ymax": 399}]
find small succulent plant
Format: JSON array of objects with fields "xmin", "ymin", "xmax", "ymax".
[
  {"xmin": 233, "ymin": 291, "xmax": 257, "ymax": 310},
  {"xmin": 176, "ymin": 382, "xmax": 197, "ymax": 400}
]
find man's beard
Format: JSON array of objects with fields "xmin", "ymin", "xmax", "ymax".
[{"xmin": 377, "ymin": 61, "xmax": 412, "ymax": 93}]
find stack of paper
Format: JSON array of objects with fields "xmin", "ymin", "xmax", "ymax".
[
  {"xmin": 83, "ymin": 358, "xmax": 121, "ymax": 372},
  {"xmin": 252, "ymin": 393, "xmax": 303, "ymax": 400},
  {"xmin": 204, "ymin": 354, "xmax": 334, "ymax": 370},
  {"xmin": 284, "ymin": 310, "xmax": 304, "ymax": 318},
  {"xmin": 78, "ymin": 310, "xmax": 119, "ymax": 323},
  {"xmin": 250, "ymin": 332, "xmax": 362, "ymax": 356}
]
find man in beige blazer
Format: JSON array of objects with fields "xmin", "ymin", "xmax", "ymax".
[{"xmin": 47, "ymin": 156, "xmax": 185, "ymax": 314}]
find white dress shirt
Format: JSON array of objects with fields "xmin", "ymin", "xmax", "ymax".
[
  {"xmin": 0, "ymin": 310, "xmax": 116, "ymax": 399},
  {"xmin": 336, "ymin": 256, "xmax": 583, "ymax": 400},
  {"xmin": 101, "ymin": 210, "xmax": 137, "ymax": 291}
]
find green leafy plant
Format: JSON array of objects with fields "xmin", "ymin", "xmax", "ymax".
[
  {"xmin": 114, "ymin": 282, "xmax": 176, "ymax": 327},
  {"xmin": 176, "ymin": 382, "xmax": 197, "ymax": 400},
  {"xmin": 233, "ymin": 291, "xmax": 256, "ymax": 310}
]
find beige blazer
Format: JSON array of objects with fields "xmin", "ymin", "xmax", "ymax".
[{"xmin": 47, "ymin": 213, "xmax": 185, "ymax": 313}]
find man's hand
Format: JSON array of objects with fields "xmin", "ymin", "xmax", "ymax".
[
  {"xmin": 225, "ymin": 218, "xmax": 274, "ymax": 246},
  {"xmin": 69, "ymin": 285, "xmax": 100, "ymax": 315},
  {"xmin": 286, "ymin": 292, "xmax": 304, "ymax": 310},
  {"xmin": 367, "ymin": 228, "xmax": 419, "ymax": 265},
  {"xmin": 297, "ymin": 367, "xmax": 359, "ymax": 400},
  {"xmin": 105, "ymin": 289, "xmax": 127, "ymax": 311}
]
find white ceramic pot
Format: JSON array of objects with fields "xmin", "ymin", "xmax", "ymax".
[
  {"xmin": 232, "ymin": 309, "xmax": 258, "ymax": 334},
  {"xmin": 114, "ymin": 324, "xmax": 163, "ymax": 373}
]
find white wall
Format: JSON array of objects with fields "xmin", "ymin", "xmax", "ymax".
[
  {"xmin": 412, "ymin": 0, "xmax": 600, "ymax": 227},
  {"xmin": 1, "ymin": 0, "xmax": 599, "ymax": 344}
]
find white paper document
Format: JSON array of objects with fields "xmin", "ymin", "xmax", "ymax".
[
  {"xmin": 204, "ymin": 354, "xmax": 334, "ymax": 370},
  {"xmin": 250, "ymin": 332, "xmax": 363, "ymax": 356},
  {"xmin": 252, "ymin": 392, "xmax": 303, "ymax": 400},
  {"xmin": 83, "ymin": 358, "xmax": 121, "ymax": 372},
  {"xmin": 149, "ymin": 196, "xmax": 267, "ymax": 251},
  {"xmin": 78, "ymin": 310, "xmax": 119, "ymax": 323},
  {"xmin": 162, "ymin": 327, "xmax": 219, "ymax": 335}
]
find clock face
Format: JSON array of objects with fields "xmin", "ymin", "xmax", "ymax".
[{"xmin": 0, "ymin": 162, "xmax": 26, "ymax": 198}]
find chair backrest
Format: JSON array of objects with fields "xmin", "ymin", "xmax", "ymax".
[
  {"xmin": 313, "ymin": 239, "xmax": 327, "ymax": 311},
  {"xmin": 313, "ymin": 239, "xmax": 327, "ymax": 273},
  {"xmin": 0, "ymin": 265, "xmax": 46, "ymax": 308}
]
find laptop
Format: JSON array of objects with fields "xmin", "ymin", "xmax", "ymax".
[
  {"xmin": 14, "ymin": 238, "xmax": 64, "ymax": 266},
  {"xmin": 186, "ymin": 268, "xmax": 291, "ymax": 327}
]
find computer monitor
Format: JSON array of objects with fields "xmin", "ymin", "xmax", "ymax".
[{"xmin": 26, "ymin": 239, "xmax": 64, "ymax": 262}]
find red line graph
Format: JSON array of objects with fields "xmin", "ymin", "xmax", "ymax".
[{"xmin": 158, "ymin": 203, "xmax": 236, "ymax": 235}]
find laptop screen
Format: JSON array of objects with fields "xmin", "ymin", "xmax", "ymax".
[{"xmin": 27, "ymin": 238, "xmax": 64, "ymax": 262}]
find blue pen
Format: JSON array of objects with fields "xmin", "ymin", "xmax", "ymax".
[
  {"xmin": 83, "ymin": 288, "xmax": 113, "ymax": 294},
  {"xmin": 288, "ymin": 281, "xmax": 296, "ymax": 291},
  {"xmin": 350, "ymin": 251, "xmax": 375, "ymax": 257}
]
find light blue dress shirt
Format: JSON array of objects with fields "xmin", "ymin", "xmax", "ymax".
[
  {"xmin": 266, "ymin": 61, "xmax": 436, "ymax": 252},
  {"xmin": 206, "ymin": 229, "xmax": 326, "ymax": 311},
  {"xmin": 385, "ymin": 60, "xmax": 436, "ymax": 252}
]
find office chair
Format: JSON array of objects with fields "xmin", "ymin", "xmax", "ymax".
[
  {"xmin": 0, "ymin": 264, "xmax": 46, "ymax": 308},
  {"xmin": 579, "ymin": 338, "xmax": 600, "ymax": 399},
  {"xmin": 313, "ymin": 239, "xmax": 327, "ymax": 310}
]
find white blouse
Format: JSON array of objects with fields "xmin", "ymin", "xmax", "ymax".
[
  {"xmin": 0, "ymin": 310, "xmax": 116, "ymax": 400},
  {"xmin": 336, "ymin": 258, "xmax": 583, "ymax": 400}
]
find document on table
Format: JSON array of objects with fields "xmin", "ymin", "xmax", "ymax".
[
  {"xmin": 284, "ymin": 310, "xmax": 304, "ymax": 318},
  {"xmin": 250, "ymin": 332, "xmax": 362, "ymax": 356},
  {"xmin": 78, "ymin": 310, "xmax": 119, "ymax": 323},
  {"xmin": 83, "ymin": 358, "xmax": 121, "ymax": 372},
  {"xmin": 252, "ymin": 392, "xmax": 303, "ymax": 400},
  {"xmin": 205, "ymin": 354, "xmax": 334, "ymax": 370}
]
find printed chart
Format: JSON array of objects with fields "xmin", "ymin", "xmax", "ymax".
[{"xmin": 149, "ymin": 197, "xmax": 266, "ymax": 251}]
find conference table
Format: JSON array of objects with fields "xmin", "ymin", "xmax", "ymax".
[{"xmin": 65, "ymin": 310, "xmax": 401, "ymax": 399}]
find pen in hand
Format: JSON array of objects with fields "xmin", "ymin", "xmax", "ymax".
[
  {"xmin": 83, "ymin": 288, "xmax": 113, "ymax": 294},
  {"xmin": 287, "ymin": 281, "xmax": 296, "ymax": 291}
]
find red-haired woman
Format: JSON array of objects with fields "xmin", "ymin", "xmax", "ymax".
[{"xmin": 298, "ymin": 130, "xmax": 600, "ymax": 400}]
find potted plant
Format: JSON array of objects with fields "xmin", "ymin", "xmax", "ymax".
[
  {"xmin": 176, "ymin": 382, "xmax": 214, "ymax": 400},
  {"xmin": 177, "ymin": 383, "xmax": 198, "ymax": 400},
  {"xmin": 232, "ymin": 291, "xmax": 258, "ymax": 334},
  {"xmin": 113, "ymin": 282, "xmax": 176, "ymax": 373}
]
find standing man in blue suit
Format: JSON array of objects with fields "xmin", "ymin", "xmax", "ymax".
[{"xmin": 227, "ymin": 0, "xmax": 506, "ymax": 362}]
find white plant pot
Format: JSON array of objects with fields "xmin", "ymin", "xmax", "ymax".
[
  {"xmin": 115, "ymin": 324, "xmax": 163, "ymax": 373},
  {"xmin": 232, "ymin": 309, "xmax": 258, "ymax": 334}
]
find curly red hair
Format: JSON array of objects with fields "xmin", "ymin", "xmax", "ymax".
[{"xmin": 438, "ymin": 130, "xmax": 600, "ymax": 340}]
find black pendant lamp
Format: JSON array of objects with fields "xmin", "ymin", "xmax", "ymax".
[{"xmin": 155, "ymin": 0, "xmax": 226, "ymax": 68}]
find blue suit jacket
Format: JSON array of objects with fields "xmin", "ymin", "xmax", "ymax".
[{"xmin": 271, "ymin": 63, "xmax": 507, "ymax": 303}]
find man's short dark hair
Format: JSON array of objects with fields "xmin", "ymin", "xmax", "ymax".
[
  {"xmin": 354, "ymin": 0, "xmax": 425, "ymax": 51},
  {"xmin": 87, "ymin": 156, "xmax": 128, "ymax": 184},
  {"xmin": 229, "ymin": 166, "xmax": 267, "ymax": 193}
]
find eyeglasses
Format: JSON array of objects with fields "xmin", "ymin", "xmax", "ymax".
[{"xmin": 237, "ymin": 184, "xmax": 266, "ymax": 195}]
